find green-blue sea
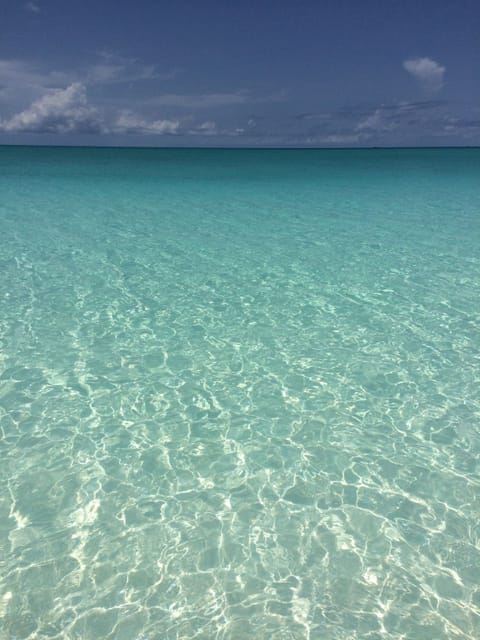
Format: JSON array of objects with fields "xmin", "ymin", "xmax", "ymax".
[{"xmin": 0, "ymin": 146, "xmax": 479, "ymax": 639}]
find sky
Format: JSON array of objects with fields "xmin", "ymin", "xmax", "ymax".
[{"xmin": 0, "ymin": 0, "xmax": 479, "ymax": 147}]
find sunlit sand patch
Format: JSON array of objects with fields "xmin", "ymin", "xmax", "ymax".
[
  {"xmin": 363, "ymin": 568, "xmax": 379, "ymax": 585},
  {"xmin": 12, "ymin": 509, "xmax": 29, "ymax": 529},
  {"xmin": 0, "ymin": 591, "xmax": 12, "ymax": 618},
  {"xmin": 292, "ymin": 592, "xmax": 311, "ymax": 625}
]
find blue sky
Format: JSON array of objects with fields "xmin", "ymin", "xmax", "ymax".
[{"xmin": 0, "ymin": 0, "xmax": 478, "ymax": 147}]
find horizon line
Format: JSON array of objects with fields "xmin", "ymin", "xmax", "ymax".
[{"xmin": 1, "ymin": 143, "xmax": 479, "ymax": 151}]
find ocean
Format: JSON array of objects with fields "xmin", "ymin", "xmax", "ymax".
[{"xmin": 0, "ymin": 146, "xmax": 479, "ymax": 639}]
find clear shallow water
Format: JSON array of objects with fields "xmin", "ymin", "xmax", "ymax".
[{"xmin": 0, "ymin": 146, "xmax": 479, "ymax": 639}]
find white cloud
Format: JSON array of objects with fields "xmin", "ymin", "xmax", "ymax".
[
  {"xmin": 403, "ymin": 57, "xmax": 445, "ymax": 92},
  {"xmin": 0, "ymin": 59, "xmax": 72, "ymax": 103},
  {"xmin": 0, "ymin": 54, "xmax": 176, "ymax": 107},
  {"xmin": 87, "ymin": 52, "xmax": 174, "ymax": 85},
  {"xmin": 318, "ymin": 133, "xmax": 365, "ymax": 145},
  {"xmin": 0, "ymin": 83, "xmax": 103, "ymax": 133},
  {"xmin": 149, "ymin": 90, "xmax": 251, "ymax": 108},
  {"xmin": 113, "ymin": 110, "xmax": 180, "ymax": 134},
  {"xmin": 24, "ymin": 1, "xmax": 40, "ymax": 13},
  {"xmin": 0, "ymin": 68, "xmax": 184, "ymax": 137},
  {"xmin": 197, "ymin": 121, "xmax": 217, "ymax": 134},
  {"xmin": 147, "ymin": 89, "xmax": 285, "ymax": 109},
  {"xmin": 356, "ymin": 108, "xmax": 397, "ymax": 132}
]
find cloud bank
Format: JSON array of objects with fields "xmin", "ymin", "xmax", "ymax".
[
  {"xmin": 0, "ymin": 53, "xmax": 476, "ymax": 145},
  {"xmin": 0, "ymin": 83, "xmax": 184, "ymax": 136},
  {"xmin": 0, "ymin": 83, "xmax": 103, "ymax": 133}
]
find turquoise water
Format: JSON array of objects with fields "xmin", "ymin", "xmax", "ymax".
[{"xmin": 0, "ymin": 146, "xmax": 479, "ymax": 639}]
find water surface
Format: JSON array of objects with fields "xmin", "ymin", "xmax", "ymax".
[{"xmin": 0, "ymin": 147, "xmax": 479, "ymax": 639}]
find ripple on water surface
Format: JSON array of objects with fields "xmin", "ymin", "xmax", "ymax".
[{"xmin": 0, "ymin": 147, "xmax": 479, "ymax": 639}]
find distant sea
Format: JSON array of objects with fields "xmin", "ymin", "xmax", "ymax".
[{"xmin": 0, "ymin": 146, "xmax": 479, "ymax": 639}]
